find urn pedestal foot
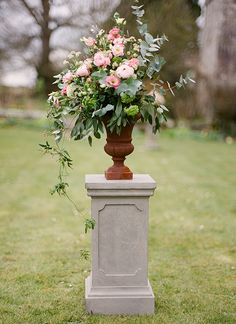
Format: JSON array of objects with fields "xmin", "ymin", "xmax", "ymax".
[
  {"xmin": 85, "ymin": 174, "xmax": 156, "ymax": 315},
  {"xmin": 105, "ymin": 158, "xmax": 133, "ymax": 180}
]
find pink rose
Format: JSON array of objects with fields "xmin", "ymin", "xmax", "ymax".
[
  {"xmin": 112, "ymin": 44, "xmax": 124, "ymax": 57},
  {"xmin": 93, "ymin": 52, "xmax": 111, "ymax": 68},
  {"xmin": 83, "ymin": 37, "xmax": 96, "ymax": 47},
  {"xmin": 105, "ymin": 75, "xmax": 121, "ymax": 89},
  {"xmin": 108, "ymin": 27, "xmax": 120, "ymax": 41},
  {"xmin": 62, "ymin": 71, "xmax": 73, "ymax": 83},
  {"xmin": 104, "ymin": 56, "xmax": 111, "ymax": 67},
  {"xmin": 61, "ymin": 85, "xmax": 67, "ymax": 96},
  {"xmin": 76, "ymin": 64, "xmax": 90, "ymax": 77},
  {"xmin": 116, "ymin": 64, "xmax": 135, "ymax": 79},
  {"xmin": 127, "ymin": 58, "xmax": 139, "ymax": 70}
]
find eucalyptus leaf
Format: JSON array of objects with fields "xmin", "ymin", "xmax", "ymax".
[
  {"xmin": 116, "ymin": 78, "xmax": 142, "ymax": 96},
  {"xmin": 91, "ymin": 70, "xmax": 107, "ymax": 84},
  {"xmin": 145, "ymin": 33, "xmax": 154, "ymax": 45},
  {"xmin": 92, "ymin": 104, "xmax": 114, "ymax": 117},
  {"xmin": 137, "ymin": 23, "xmax": 148, "ymax": 36}
]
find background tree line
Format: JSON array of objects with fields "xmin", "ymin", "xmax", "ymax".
[{"xmin": 0, "ymin": 0, "xmax": 235, "ymax": 135}]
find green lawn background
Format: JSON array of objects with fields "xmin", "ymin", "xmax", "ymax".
[{"xmin": 0, "ymin": 124, "xmax": 235, "ymax": 323}]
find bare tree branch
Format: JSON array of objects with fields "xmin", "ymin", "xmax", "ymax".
[
  {"xmin": 0, "ymin": 0, "xmax": 121, "ymax": 93},
  {"xmin": 20, "ymin": 0, "xmax": 42, "ymax": 26}
]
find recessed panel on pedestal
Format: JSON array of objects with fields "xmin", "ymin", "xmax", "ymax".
[{"xmin": 98, "ymin": 203, "xmax": 144, "ymax": 276}]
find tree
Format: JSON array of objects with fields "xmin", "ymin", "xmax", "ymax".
[
  {"xmin": 0, "ymin": 0, "xmax": 119, "ymax": 95},
  {"xmin": 198, "ymin": 0, "xmax": 236, "ymax": 133}
]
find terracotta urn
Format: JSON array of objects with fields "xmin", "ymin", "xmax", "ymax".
[{"xmin": 103, "ymin": 118, "xmax": 137, "ymax": 180}]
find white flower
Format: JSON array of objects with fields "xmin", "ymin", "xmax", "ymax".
[
  {"xmin": 116, "ymin": 18, "xmax": 126, "ymax": 24},
  {"xmin": 98, "ymin": 29, "xmax": 105, "ymax": 36}
]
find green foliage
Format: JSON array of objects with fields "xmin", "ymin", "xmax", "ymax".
[
  {"xmin": 121, "ymin": 93, "xmax": 135, "ymax": 104},
  {"xmin": 91, "ymin": 70, "xmax": 107, "ymax": 85},
  {"xmin": 84, "ymin": 219, "xmax": 96, "ymax": 234},
  {"xmin": 124, "ymin": 105, "xmax": 139, "ymax": 117},
  {"xmin": 92, "ymin": 104, "xmax": 114, "ymax": 117},
  {"xmin": 115, "ymin": 78, "xmax": 142, "ymax": 96},
  {"xmin": 80, "ymin": 249, "xmax": 90, "ymax": 260},
  {"xmin": 39, "ymin": 141, "xmax": 89, "ymax": 237},
  {"xmin": 50, "ymin": 181, "xmax": 69, "ymax": 196}
]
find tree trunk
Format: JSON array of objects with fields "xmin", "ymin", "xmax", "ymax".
[
  {"xmin": 36, "ymin": 0, "xmax": 54, "ymax": 96},
  {"xmin": 197, "ymin": 0, "xmax": 236, "ymax": 133}
]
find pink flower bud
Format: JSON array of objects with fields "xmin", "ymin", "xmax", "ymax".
[{"xmin": 105, "ymin": 75, "xmax": 121, "ymax": 89}]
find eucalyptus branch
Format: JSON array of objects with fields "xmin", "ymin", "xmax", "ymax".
[{"xmin": 152, "ymin": 71, "xmax": 196, "ymax": 97}]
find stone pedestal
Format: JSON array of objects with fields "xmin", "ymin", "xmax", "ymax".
[{"xmin": 85, "ymin": 174, "xmax": 156, "ymax": 315}]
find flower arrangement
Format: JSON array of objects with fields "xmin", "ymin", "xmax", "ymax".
[
  {"xmin": 41, "ymin": 2, "xmax": 194, "ymax": 234},
  {"xmin": 47, "ymin": 5, "xmax": 194, "ymax": 144}
]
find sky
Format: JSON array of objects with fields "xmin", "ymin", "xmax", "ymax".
[{"xmin": 1, "ymin": 0, "xmax": 120, "ymax": 88}]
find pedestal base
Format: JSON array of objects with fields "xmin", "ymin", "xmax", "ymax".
[
  {"xmin": 85, "ymin": 174, "xmax": 156, "ymax": 315},
  {"xmin": 85, "ymin": 275, "xmax": 154, "ymax": 315}
]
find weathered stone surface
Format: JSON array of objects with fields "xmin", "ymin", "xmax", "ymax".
[{"xmin": 85, "ymin": 174, "xmax": 156, "ymax": 315}]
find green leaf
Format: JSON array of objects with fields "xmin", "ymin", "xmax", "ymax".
[
  {"xmin": 91, "ymin": 70, "xmax": 107, "ymax": 84},
  {"xmin": 116, "ymin": 78, "xmax": 142, "ymax": 96},
  {"xmin": 137, "ymin": 23, "xmax": 148, "ymax": 36},
  {"xmin": 115, "ymin": 101, "xmax": 123, "ymax": 117},
  {"xmin": 145, "ymin": 33, "xmax": 154, "ymax": 45},
  {"xmin": 91, "ymin": 70, "xmax": 106, "ymax": 79},
  {"xmin": 124, "ymin": 105, "xmax": 139, "ymax": 117},
  {"xmin": 146, "ymin": 52, "xmax": 154, "ymax": 57},
  {"xmin": 132, "ymin": 9, "xmax": 145, "ymax": 18},
  {"xmin": 39, "ymin": 141, "xmax": 52, "ymax": 152},
  {"xmin": 175, "ymin": 82, "xmax": 182, "ymax": 89},
  {"xmin": 147, "ymin": 65, "xmax": 155, "ymax": 78},
  {"xmin": 92, "ymin": 104, "xmax": 114, "ymax": 117},
  {"xmin": 80, "ymin": 249, "xmax": 90, "ymax": 260},
  {"xmin": 148, "ymin": 47, "xmax": 159, "ymax": 52},
  {"xmin": 94, "ymin": 131, "xmax": 101, "ymax": 139},
  {"xmin": 155, "ymin": 56, "xmax": 166, "ymax": 71},
  {"xmin": 85, "ymin": 218, "xmax": 96, "ymax": 233},
  {"xmin": 140, "ymin": 41, "xmax": 149, "ymax": 58},
  {"xmin": 131, "ymin": 5, "xmax": 144, "ymax": 10},
  {"xmin": 88, "ymin": 135, "xmax": 92, "ymax": 146},
  {"xmin": 50, "ymin": 181, "xmax": 69, "ymax": 196},
  {"xmin": 160, "ymin": 104, "xmax": 169, "ymax": 112}
]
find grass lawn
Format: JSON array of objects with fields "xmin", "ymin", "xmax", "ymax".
[{"xmin": 0, "ymin": 122, "xmax": 235, "ymax": 323}]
